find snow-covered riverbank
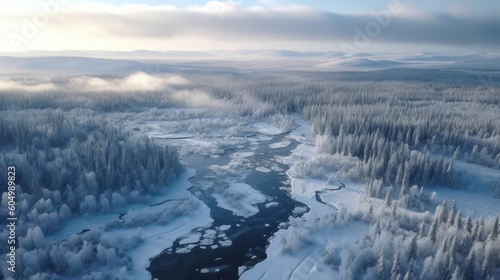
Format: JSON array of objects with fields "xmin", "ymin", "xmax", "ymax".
[
  {"xmin": 241, "ymin": 114, "xmax": 372, "ymax": 280},
  {"xmin": 44, "ymin": 167, "xmax": 214, "ymax": 279},
  {"xmin": 113, "ymin": 168, "xmax": 213, "ymax": 279}
]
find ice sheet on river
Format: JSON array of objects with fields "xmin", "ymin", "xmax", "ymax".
[
  {"xmin": 269, "ymin": 140, "xmax": 291, "ymax": 149},
  {"xmin": 212, "ymin": 183, "xmax": 267, "ymax": 218}
]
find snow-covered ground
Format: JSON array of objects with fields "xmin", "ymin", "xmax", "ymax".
[
  {"xmin": 284, "ymin": 115, "xmax": 368, "ymax": 216},
  {"xmin": 428, "ymin": 154, "xmax": 500, "ymax": 219},
  {"xmin": 433, "ymin": 187, "xmax": 500, "ymax": 219},
  {"xmin": 252, "ymin": 122, "xmax": 285, "ymax": 135},
  {"xmin": 46, "ymin": 168, "xmax": 203, "ymax": 244},
  {"xmin": 240, "ymin": 222, "xmax": 369, "ymax": 280}
]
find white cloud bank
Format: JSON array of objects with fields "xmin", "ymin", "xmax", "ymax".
[{"xmin": 1, "ymin": 1, "xmax": 499, "ymax": 52}]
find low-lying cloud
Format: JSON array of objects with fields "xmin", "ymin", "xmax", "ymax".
[
  {"xmin": 0, "ymin": 80, "xmax": 57, "ymax": 92},
  {"xmin": 0, "ymin": 73, "xmax": 229, "ymax": 109},
  {"xmin": 68, "ymin": 72, "xmax": 188, "ymax": 92},
  {"xmin": 0, "ymin": 72, "xmax": 188, "ymax": 92}
]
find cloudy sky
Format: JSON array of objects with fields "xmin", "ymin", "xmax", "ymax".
[{"xmin": 0, "ymin": 0, "xmax": 498, "ymax": 53}]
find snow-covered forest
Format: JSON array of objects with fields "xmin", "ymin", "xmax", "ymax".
[
  {"xmin": 0, "ymin": 64, "xmax": 499, "ymax": 279},
  {"xmin": 0, "ymin": 108, "xmax": 183, "ymax": 278}
]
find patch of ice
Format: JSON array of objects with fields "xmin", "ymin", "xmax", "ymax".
[
  {"xmin": 265, "ymin": 202, "xmax": 279, "ymax": 208},
  {"xmin": 176, "ymin": 247, "xmax": 191, "ymax": 254},
  {"xmin": 230, "ymin": 152, "xmax": 255, "ymax": 159},
  {"xmin": 256, "ymin": 167, "xmax": 271, "ymax": 173},
  {"xmin": 218, "ymin": 240, "xmax": 233, "ymax": 247},
  {"xmin": 200, "ymin": 239, "xmax": 214, "ymax": 245},
  {"xmin": 179, "ymin": 232, "xmax": 202, "ymax": 245},
  {"xmin": 271, "ymin": 166, "xmax": 284, "ymax": 172},
  {"xmin": 203, "ymin": 233, "xmax": 216, "ymax": 239},
  {"xmin": 212, "ymin": 183, "xmax": 266, "ymax": 218},
  {"xmin": 292, "ymin": 206, "xmax": 308, "ymax": 215},
  {"xmin": 238, "ymin": 266, "xmax": 248, "ymax": 276},
  {"xmin": 205, "ymin": 229, "xmax": 217, "ymax": 235},
  {"xmin": 219, "ymin": 225, "xmax": 231, "ymax": 231},
  {"xmin": 269, "ymin": 141, "xmax": 291, "ymax": 149}
]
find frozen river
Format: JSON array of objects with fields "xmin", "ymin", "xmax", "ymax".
[{"xmin": 148, "ymin": 133, "xmax": 307, "ymax": 279}]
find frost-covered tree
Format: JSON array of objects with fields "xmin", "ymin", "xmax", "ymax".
[
  {"xmin": 407, "ymin": 235, "xmax": 417, "ymax": 262},
  {"xmin": 428, "ymin": 215, "xmax": 439, "ymax": 243},
  {"xmin": 378, "ymin": 252, "xmax": 386, "ymax": 280},
  {"xmin": 439, "ymin": 199, "xmax": 448, "ymax": 224},
  {"xmin": 390, "ymin": 251, "xmax": 401, "ymax": 280},
  {"xmin": 385, "ymin": 186, "xmax": 394, "ymax": 207}
]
